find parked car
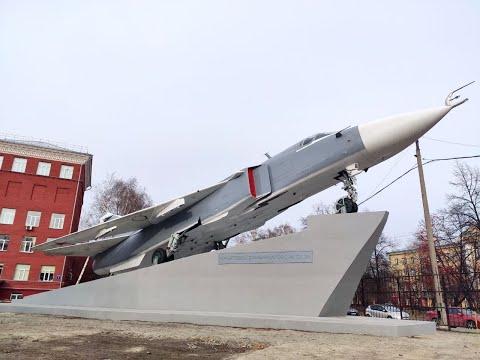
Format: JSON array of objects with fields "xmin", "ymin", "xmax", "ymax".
[
  {"xmin": 347, "ymin": 307, "xmax": 358, "ymax": 316},
  {"xmin": 426, "ymin": 307, "xmax": 479, "ymax": 329},
  {"xmin": 365, "ymin": 304, "xmax": 410, "ymax": 320}
]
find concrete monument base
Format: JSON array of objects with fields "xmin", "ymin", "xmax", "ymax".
[
  {"xmin": 0, "ymin": 212, "xmax": 436, "ymax": 336},
  {"xmin": 0, "ymin": 305, "xmax": 434, "ymax": 337}
]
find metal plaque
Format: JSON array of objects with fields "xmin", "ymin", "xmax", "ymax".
[{"xmin": 218, "ymin": 250, "xmax": 313, "ymax": 265}]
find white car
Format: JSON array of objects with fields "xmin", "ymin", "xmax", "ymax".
[{"xmin": 365, "ymin": 304, "xmax": 410, "ymax": 320}]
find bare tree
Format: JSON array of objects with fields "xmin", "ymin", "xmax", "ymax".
[
  {"xmin": 366, "ymin": 233, "xmax": 395, "ymax": 277},
  {"xmin": 409, "ymin": 162, "xmax": 480, "ymax": 308},
  {"xmin": 299, "ymin": 201, "xmax": 335, "ymax": 228},
  {"xmin": 353, "ymin": 233, "xmax": 396, "ymax": 306},
  {"xmin": 81, "ymin": 173, "xmax": 153, "ymax": 228},
  {"xmin": 230, "ymin": 223, "xmax": 296, "ymax": 246},
  {"xmin": 438, "ymin": 162, "xmax": 479, "ymax": 308},
  {"xmin": 448, "ymin": 161, "xmax": 480, "ymax": 231}
]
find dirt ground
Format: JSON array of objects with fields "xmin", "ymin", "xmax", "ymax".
[{"xmin": 0, "ymin": 313, "xmax": 479, "ymax": 360}]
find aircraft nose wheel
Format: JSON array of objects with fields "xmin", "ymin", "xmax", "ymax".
[
  {"xmin": 335, "ymin": 197, "xmax": 358, "ymax": 214},
  {"xmin": 152, "ymin": 248, "xmax": 168, "ymax": 265}
]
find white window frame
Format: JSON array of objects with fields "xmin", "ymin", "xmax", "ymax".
[
  {"xmin": 49, "ymin": 213, "xmax": 65, "ymax": 229},
  {"xmin": 10, "ymin": 293, "xmax": 23, "ymax": 300},
  {"xmin": 0, "ymin": 235, "xmax": 9, "ymax": 251},
  {"xmin": 0, "ymin": 208, "xmax": 16, "ymax": 224},
  {"xmin": 0, "ymin": 155, "xmax": 3, "ymax": 170},
  {"xmin": 59, "ymin": 165, "xmax": 74, "ymax": 179},
  {"xmin": 36, "ymin": 162, "xmax": 51, "ymax": 176},
  {"xmin": 20, "ymin": 237, "xmax": 36, "ymax": 253},
  {"xmin": 13, "ymin": 264, "xmax": 30, "ymax": 281},
  {"xmin": 0, "ymin": 263, "xmax": 3, "ymax": 277},
  {"xmin": 26, "ymin": 211, "xmax": 41, "ymax": 227},
  {"xmin": 39, "ymin": 266, "xmax": 55, "ymax": 282},
  {"xmin": 12, "ymin": 158, "xmax": 27, "ymax": 173}
]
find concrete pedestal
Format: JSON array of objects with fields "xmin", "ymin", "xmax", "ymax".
[{"xmin": 0, "ymin": 212, "xmax": 436, "ymax": 336}]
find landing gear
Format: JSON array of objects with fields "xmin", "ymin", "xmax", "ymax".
[
  {"xmin": 213, "ymin": 239, "xmax": 229, "ymax": 250},
  {"xmin": 335, "ymin": 170, "xmax": 359, "ymax": 214},
  {"xmin": 152, "ymin": 248, "xmax": 168, "ymax": 265},
  {"xmin": 165, "ymin": 220, "xmax": 202, "ymax": 258},
  {"xmin": 166, "ymin": 233, "xmax": 185, "ymax": 258},
  {"xmin": 335, "ymin": 197, "xmax": 358, "ymax": 214}
]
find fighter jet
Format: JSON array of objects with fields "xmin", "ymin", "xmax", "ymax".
[{"xmin": 34, "ymin": 84, "xmax": 473, "ymax": 275}]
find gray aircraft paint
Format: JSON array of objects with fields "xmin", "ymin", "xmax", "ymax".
[
  {"xmin": 93, "ymin": 126, "xmax": 367, "ymax": 273},
  {"xmin": 35, "ymin": 92, "xmax": 469, "ymax": 275}
]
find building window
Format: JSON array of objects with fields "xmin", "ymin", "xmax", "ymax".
[
  {"xmin": 0, "ymin": 155, "xmax": 3, "ymax": 169},
  {"xmin": 13, "ymin": 264, "xmax": 30, "ymax": 281},
  {"xmin": 0, "ymin": 235, "xmax": 9, "ymax": 251},
  {"xmin": 402, "ymin": 258, "xmax": 407, "ymax": 265},
  {"xmin": 36, "ymin": 162, "xmax": 51, "ymax": 176},
  {"xmin": 12, "ymin": 158, "xmax": 27, "ymax": 173},
  {"xmin": 0, "ymin": 263, "xmax": 3, "ymax": 277},
  {"xmin": 410, "ymin": 257, "xmax": 414, "ymax": 264},
  {"xmin": 20, "ymin": 237, "xmax": 35, "ymax": 253},
  {"xmin": 26, "ymin": 211, "xmax": 41, "ymax": 227},
  {"xmin": 39, "ymin": 266, "xmax": 55, "ymax": 282},
  {"xmin": 395, "ymin": 258, "xmax": 398, "ymax": 265},
  {"xmin": 10, "ymin": 293, "xmax": 23, "ymax": 300},
  {"xmin": 0, "ymin": 208, "xmax": 16, "ymax": 224},
  {"xmin": 50, "ymin": 213, "xmax": 65, "ymax": 229},
  {"xmin": 59, "ymin": 165, "xmax": 74, "ymax": 179}
]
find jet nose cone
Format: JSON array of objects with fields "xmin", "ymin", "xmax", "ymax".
[{"xmin": 358, "ymin": 106, "xmax": 452, "ymax": 162}]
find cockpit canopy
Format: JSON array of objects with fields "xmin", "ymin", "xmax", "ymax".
[{"xmin": 300, "ymin": 133, "xmax": 332, "ymax": 147}]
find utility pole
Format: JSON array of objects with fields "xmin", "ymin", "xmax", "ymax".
[{"xmin": 415, "ymin": 140, "xmax": 448, "ymax": 326}]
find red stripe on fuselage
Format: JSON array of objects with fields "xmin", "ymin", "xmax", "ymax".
[{"xmin": 248, "ymin": 168, "xmax": 257, "ymax": 197}]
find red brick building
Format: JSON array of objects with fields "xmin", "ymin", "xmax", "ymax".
[{"xmin": 0, "ymin": 136, "xmax": 92, "ymax": 301}]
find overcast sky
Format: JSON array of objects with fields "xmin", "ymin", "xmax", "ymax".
[{"xmin": 1, "ymin": 1, "xmax": 479, "ymax": 248}]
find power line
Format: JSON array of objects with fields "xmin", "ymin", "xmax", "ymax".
[
  {"xmin": 358, "ymin": 154, "xmax": 480, "ymax": 206},
  {"xmin": 359, "ymin": 165, "xmax": 419, "ymax": 205},
  {"xmin": 423, "ymin": 136, "xmax": 480, "ymax": 148},
  {"xmin": 365, "ymin": 148, "xmax": 409, "ymax": 199},
  {"xmin": 390, "ymin": 233, "xmax": 418, "ymax": 238},
  {"xmin": 422, "ymin": 155, "xmax": 480, "ymax": 162}
]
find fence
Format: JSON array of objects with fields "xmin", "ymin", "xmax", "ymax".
[{"xmin": 351, "ymin": 272, "xmax": 480, "ymax": 330}]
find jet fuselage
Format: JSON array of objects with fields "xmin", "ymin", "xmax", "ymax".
[{"xmin": 93, "ymin": 104, "xmax": 456, "ymax": 275}]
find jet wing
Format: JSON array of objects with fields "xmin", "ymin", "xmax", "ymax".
[
  {"xmin": 44, "ymin": 234, "xmax": 131, "ymax": 257},
  {"xmin": 34, "ymin": 181, "xmax": 226, "ymax": 253}
]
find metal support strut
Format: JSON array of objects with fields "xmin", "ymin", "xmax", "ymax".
[
  {"xmin": 339, "ymin": 170, "xmax": 358, "ymax": 202},
  {"xmin": 167, "ymin": 233, "xmax": 183, "ymax": 258},
  {"xmin": 335, "ymin": 170, "xmax": 359, "ymax": 214}
]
